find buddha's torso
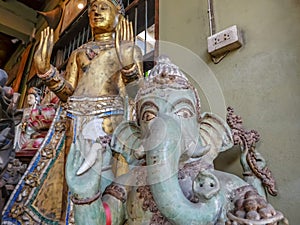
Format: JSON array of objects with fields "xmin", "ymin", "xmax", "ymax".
[{"xmin": 72, "ymin": 42, "xmax": 124, "ymax": 98}]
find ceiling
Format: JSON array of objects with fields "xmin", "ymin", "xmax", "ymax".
[
  {"xmin": 0, "ymin": 0, "xmax": 46, "ymax": 68},
  {"xmin": 0, "ymin": 0, "xmax": 154, "ymax": 69}
]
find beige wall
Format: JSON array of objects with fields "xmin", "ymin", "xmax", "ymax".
[{"xmin": 160, "ymin": 0, "xmax": 300, "ymax": 223}]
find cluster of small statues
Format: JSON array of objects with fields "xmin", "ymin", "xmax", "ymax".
[
  {"xmin": 1, "ymin": 0, "xmax": 288, "ymax": 224},
  {"xmin": 0, "ymin": 69, "xmax": 19, "ymax": 220},
  {"xmin": 14, "ymin": 87, "xmax": 56, "ymax": 153},
  {"xmin": 0, "ymin": 68, "xmax": 57, "ymax": 223}
]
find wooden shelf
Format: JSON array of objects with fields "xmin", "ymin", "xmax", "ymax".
[{"xmin": 16, "ymin": 150, "xmax": 37, "ymax": 164}]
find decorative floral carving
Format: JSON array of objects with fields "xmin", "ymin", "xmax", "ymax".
[
  {"xmin": 10, "ymin": 204, "xmax": 25, "ymax": 218},
  {"xmin": 226, "ymin": 107, "xmax": 278, "ymax": 196},
  {"xmin": 54, "ymin": 120, "xmax": 66, "ymax": 132},
  {"xmin": 3, "ymin": 106, "xmax": 67, "ymax": 223},
  {"xmin": 41, "ymin": 145, "xmax": 55, "ymax": 159},
  {"xmin": 137, "ymin": 185, "xmax": 171, "ymax": 225},
  {"xmin": 67, "ymin": 96, "xmax": 124, "ymax": 116},
  {"xmin": 24, "ymin": 173, "xmax": 40, "ymax": 188}
]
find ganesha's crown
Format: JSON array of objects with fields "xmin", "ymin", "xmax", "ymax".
[
  {"xmin": 136, "ymin": 55, "xmax": 201, "ymax": 117},
  {"xmin": 141, "ymin": 55, "xmax": 194, "ymax": 92},
  {"xmin": 147, "ymin": 55, "xmax": 188, "ymax": 81}
]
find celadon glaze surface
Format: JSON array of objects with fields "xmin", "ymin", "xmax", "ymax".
[
  {"xmin": 159, "ymin": 0, "xmax": 299, "ymax": 223},
  {"xmin": 65, "ymin": 57, "xmax": 288, "ymax": 224}
]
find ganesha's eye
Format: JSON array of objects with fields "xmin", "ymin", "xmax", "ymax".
[
  {"xmin": 142, "ymin": 111, "xmax": 156, "ymax": 122},
  {"xmin": 175, "ymin": 108, "xmax": 193, "ymax": 118}
]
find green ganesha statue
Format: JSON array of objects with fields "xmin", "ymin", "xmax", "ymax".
[{"xmin": 65, "ymin": 56, "xmax": 288, "ymax": 225}]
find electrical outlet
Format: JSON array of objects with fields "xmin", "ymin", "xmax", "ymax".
[{"xmin": 207, "ymin": 25, "xmax": 242, "ymax": 56}]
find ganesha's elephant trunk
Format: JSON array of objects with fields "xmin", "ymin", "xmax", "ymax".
[{"xmin": 144, "ymin": 115, "xmax": 221, "ymax": 225}]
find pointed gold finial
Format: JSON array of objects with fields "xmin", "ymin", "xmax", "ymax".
[{"xmin": 37, "ymin": 5, "xmax": 63, "ymax": 30}]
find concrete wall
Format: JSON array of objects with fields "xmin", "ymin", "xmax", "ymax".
[{"xmin": 159, "ymin": 0, "xmax": 300, "ymax": 223}]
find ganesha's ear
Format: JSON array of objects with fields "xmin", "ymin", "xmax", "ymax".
[
  {"xmin": 111, "ymin": 120, "xmax": 143, "ymax": 164},
  {"xmin": 199, "ymin": 112, "xmax": 233, "ymax": 160}
]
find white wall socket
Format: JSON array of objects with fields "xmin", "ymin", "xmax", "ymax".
[{"xmin": 207, "ymin": 25, "xmax": 242, "ymax": 57}]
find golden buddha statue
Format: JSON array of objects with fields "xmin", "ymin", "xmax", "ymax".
[
  {"xmin": 34, "ymin": 0, "xmax": 142, "ymax": 176},
  {"xmin": 2, "ymin": 0, "xmax": 143, "ymax": 223}
]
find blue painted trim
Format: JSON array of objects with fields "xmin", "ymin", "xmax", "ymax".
[{"xmin": 65, "ymin": 191, "xmax": 72, "ymax": 225}]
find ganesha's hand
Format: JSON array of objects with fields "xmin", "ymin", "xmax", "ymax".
[
  {"xmin": 34, "ymin": 27, "xmax": 54, "ymax": 74},
  {"xmin": 240, "ymin": 147, "xmax": 267, "ymax": 175},
  {"xmin": 116, "ymin": 17, "xmax": 135, "ymax": 69},
  {"xmin": 66, "ymin": 137, "xmax": 102, "ymax": 199}
]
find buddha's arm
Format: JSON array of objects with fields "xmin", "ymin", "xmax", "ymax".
[
  {"xmin": 39, "ymin": 52, "xmax": 78, "ymax": 102},
  {"xmin": 121, "ymin": 46, "xmax": 143, "ymax": 84}
]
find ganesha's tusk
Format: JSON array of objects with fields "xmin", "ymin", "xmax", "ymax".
[
  {"xmin": 101, "ymin": 165, "xmax": 112, "ymax": 172},
  {"xmin": 76, "ymin": 142, "xmax": 102, "ymax": 175}
]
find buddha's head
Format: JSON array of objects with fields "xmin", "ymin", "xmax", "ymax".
[{"xmin": 88, "ymin": 0, "xmax": 125, "ymax": 34}]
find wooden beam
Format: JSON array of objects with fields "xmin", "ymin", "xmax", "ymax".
[
  {"xmin": 0, "ymin": 6, "xmax": 36, "ymax": 41},
  {"xmin": 13, "ymin": 43, "xmax": 32, "ymax": 93},
  {"xmin": 125, "ymin": 0, "xmax": 140, "ymax": 12},
  {"xmin": 0, "ymin": 0, "xmax": 37, "ymax": 23},
  {"xmin": 0, "ymin": 0, "xmax": 37, "ymax": 41},
  {"xmin": 0, "ymin": 23, "xmax": 29, "ymax": 42}
]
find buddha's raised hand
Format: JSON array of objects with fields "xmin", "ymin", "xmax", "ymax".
[
  {"xmin": 34, "ymin": 27, "xmax": 54, "ymax": 74},
  {"xmin": 115, "ymin": 17, "xmax": 135, "ymax": 69}
]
